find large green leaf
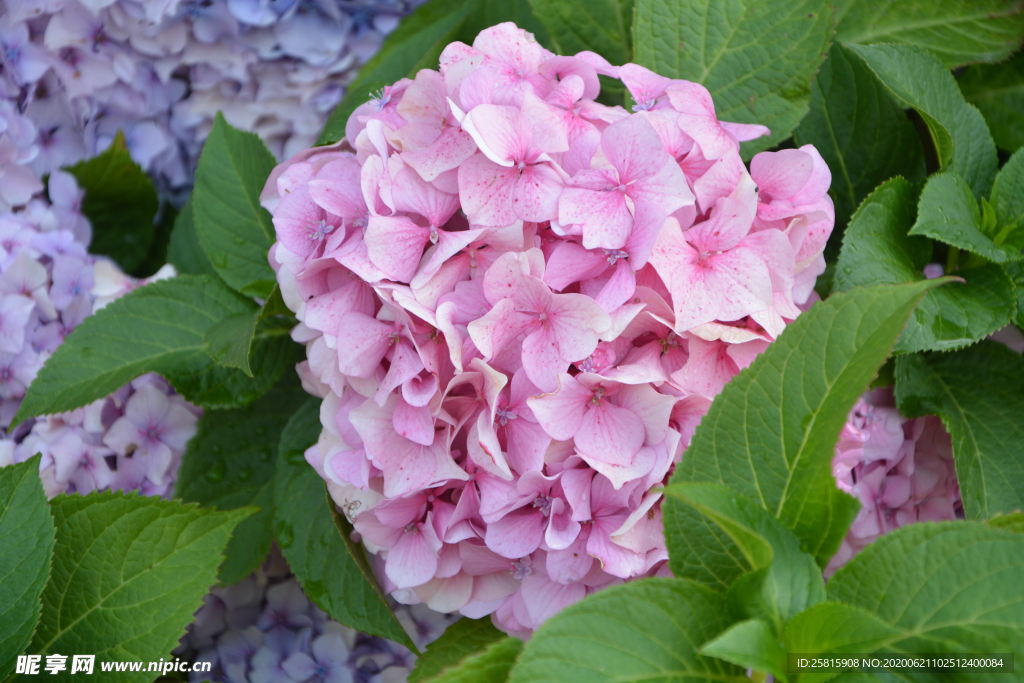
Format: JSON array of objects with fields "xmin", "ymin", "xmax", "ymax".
[
  {"xmin": 508, "ymin": 579, "xmax": 745, "ymax": 683},
  {"xmin": 894, "ymin": 342, "xmax": 1024, "ymax": 519},
  {"xmin": 272, "ymin": 398, "xmax": 413, "ymax": 647},
  {"xmin": 833, "ymin": 177, "xmax": 1017, "ymax": 353},
  {"xmin": 10, "ymin": 493, "xmax": 252, "ymax": 683},
  {"xmin": 317, "ymin": 0, "xmax": 550, "ymax": 146},
  {"xmin": 793, "ymin": 43, "xmax": 925, "ymax": 251},
  {"xmin": 166, "ymin": 198, "xmax": 217, "ymax": 278},
  {"xmin": 910, "ymin": 171, "xmax": 1024, "ymax": 263},
  {"xmin": 847, "ymin": 43, "xmax": 998, "ymax": 199},
  {"xmin": 11, "ymin": 275, "xmax": 286, "ymax": 426},
  {"xmin": 828, "ymin": 522, "xmax": 1024, "ymax": 668},
  {"xmin": 0, "ymin": 456, "xmax": 55, "ymax": 680},
  {"xmin": 176, "ymin": 374, "xmax": 307, "ymax": 585},
  {"xmin": 633, "ymin": 0, "xmax": 834, "ymax": 157},
  {"xmin": 783, "ymin": 603, "xmax": 901, "ymax": 683},
  {"xmin": 672, "ymin": 280, "xmax": 948, "ymax": 572},
  {"xmin": 664, "ymin": 484, "xmax": 826, "ymax": 627},
  {"xmin": 699, "ymin": 619, "xmax": 789, "ymax": 683},
  {"xmin": 410, "ymin": 618, "xmax": 508, "ymax": 682},
  {"xmin": 528, "ymin": 0, "xmax": 632, "ymax": 65},
  {"xmin": 960, "ymin": 52, "xmax": 1024, "ymax": 152},
  {"xmin": 65, "ymin": 132, "xmax": 158, "ymax": 274},
  {"xmin": 193, "ymin": 113, "xmax": 278, "ymax": 299},
  {"xmin": 416, "ymin": 634, "xmax": 523, "ymax": 683},
  {"xmin": 834, "ymin": 0, "xmax": 1024, "ymax": 68}
]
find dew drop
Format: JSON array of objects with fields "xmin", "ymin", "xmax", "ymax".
[
  {"xmin": 238, "ymin": 467, "xmax": 251, "ymax": 482},
  {"xmin": 278, "ymin": 523, "xmax": 294, "ymax": 549},
  {"xmin": 205, "ymin": 460, "xmax": 225, "ymax": 483}
]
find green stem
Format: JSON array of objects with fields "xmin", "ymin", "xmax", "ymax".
[{"xmin": 945, "ymin": 246, "xmax": 960, "ymax": 274}]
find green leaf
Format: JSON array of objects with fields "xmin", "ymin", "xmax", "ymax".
[
  {"xmin": 846, "ymin": 43, "xmax": 998, "ymax": 199},
  {"xmin": 664, "ymin": 484, "xmax": 826, "ymax": 630},
  {"xmin": 989, "ymin": 512, "xmax": 1024, "ymax": 534},
  {"xmin": 176, "ymin": 374, "xmax": 307, "ymax": 585},
  {"xmin": 910, "ymin": 171, "xmax": 1024, "ymax": 263},
  {"xmin": 272, "ymin": 398, "xmax": 414, "ymax": 647},
  {"xmin": 960, "ymin": 52, "xmax": 1024, "ymax": 152},
  {"xmin": 0, "ymin": 456, "xmax": 55, "ymax": 680},
  {"xmin": 204, "ymin": 311, "xmax": 259, "ymax": 376},
  {"xmin": 783, "ymin": 603, "xmax": 901, "ymax": 683},
  {"xmin": 793, "ymin": 43, "xmax": 926, "ymax": 251},
  {"xmin": 193, "ymin": 113, "xmax": 278, "ymax": 299},
  {"xmin": 173, "ymin": 315, "xmax": 297, "ymax": 410},
  {"xmin": 418, "ymin": 635, "xmax": 523, "ymax": 683},
  {"xmin": 12, "ymin": 275, "xmax": 286, "ymax": 426},
  {"xmin": 166, "ymin": 198, "xmax": 217, "ymax": 278},
  {"xmin": 699, "ymin": 619, "xmax": 789, "ymax": 683},
  {"xmin": 833, "ymin": 177, "xmax": 1017, "ymax": 353},
  {"xmin": 670, "ymin": 280, "xmax": 946, "ymax": 573},
  {"xmin": 898, "ymin": 264, "xmax": 1017, "ymax": 353},
  {"xmin": 410, "ymin": 618, "xmax": 507, "ymax": 683},
  {"xmin": 633, "ymin": 0, "xmax": 834, "ymax": 157},
  {"xmin": 528, "ymin": 0, "xmax": 631, "ymax": 65},
  {"xmin": 1007, "ymin": 261, "xmax": 1024, "ymax": 330},
  {"xmin": 64, "ymin": 131, "xmax": 158, "ymax": 274},
  {"xmin": 508, "ymin": 578, "xmax": 745, "ymax": 683},
  {"xmin": 894, "ymin": 342, "xmax": 1024, "ymax": 519},
  {"xmin": 990, "ymin": 147, "xmax": 1024, "ymax": 237},
  {"xmin": 318, "ymin": 0, "xmax": 551, "ymax": 146},
  {"xmin": 834, "ymin": 0, "xmax": 1024, "ymax": 68},
  {"xmin": 13, "ymin": 493, "xmax": 252, "ymax": 683},
  {"xmin": 828, "ymin": 521, "xmax": 1024, "ymax": 661}
]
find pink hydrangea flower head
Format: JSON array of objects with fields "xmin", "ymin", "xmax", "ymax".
[{"xmin": 264, "ymin": 21, "xmax": 834, "ymax": 636}]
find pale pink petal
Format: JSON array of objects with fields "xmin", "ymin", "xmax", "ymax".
[
  {"xmin": 513, "ymin": 163, "xmax": 563, "ymax": 223},
  {"xmin": 543, "ymin": 242, "xmax": 609, "ymax": 291},
  {"xmin": 504, "ymin": 418, "xmax": 550, "ymax": 475},
  {"xmin": 458, "ymin": 154, "xmax": 519, "ymax": 227},
  {"xmin": 386, "ymin": 526, "xmax": 440, "ymax": 589},
  {"xmin": 576, "ymin": 402, "xmax": 645, "ymax": 466},
  {"xmin": 392, "ymin": 398, "xmax": 435, "ymax": 446},
  {"xmin": 335, "ymin": 312, "xmax": 393, "ymax": 378},
  {"xmin": 527, "ymin": 374, "xmax": 590, "ymax": 440},
  {"xmin": 364, "ymin": 215, "xmax": 428, "ymax": 282},
  {"xmin": 485, "ymin": 509, "xmax": 545, "ymax": 558},
  {"xmin": 750, "ymin": 148, "xmax": 813, "ymax": 201}
]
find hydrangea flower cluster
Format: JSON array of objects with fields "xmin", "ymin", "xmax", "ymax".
[
  {"xmin": 1, "ymin": 0, "xmax": 421, "ymax": 192},
  {"xmin": 177, "ymin": 548, "xmax": 455, "ymax": 683},
  {"xmin": 829, "ymin": 388, "xmax": 962, "ymax": 575},
  {"xmin": 0, "ymin": 91, "xmax": 195, "ymax": 498},
  {"xmin": 264, "ymin": 22, "xmax": 834, "ymax": 636}
]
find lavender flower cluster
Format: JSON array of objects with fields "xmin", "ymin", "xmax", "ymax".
[
  {"xmin": 829, "ymin": 389, "xmax": 963, "ymax": 575},
  {"xmin": 0, "ymin": 0, "xmax": 422, "ymax": 195},
  {"xmin": 178, "ymin": 548, "xmax": 457, "ymax": 683},
  {"xmin": 0, "ymin": 89, "xmax": 193, "ymax": 498}
]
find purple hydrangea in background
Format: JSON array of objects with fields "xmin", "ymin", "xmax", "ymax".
[
  {"xmin": 177, "ymin": 548, "xmax": 458, "ymax": 683},
  {"xmin": 828, "ymin": 388, "xmax": 963, "ymax": 575},
  {"xmin": 1, "ymin": 0, "xmax": 423, "ymax": 197},
  {"xmin": 0, "ymin": 85, "xmax": 194, "ymax": 497}
]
